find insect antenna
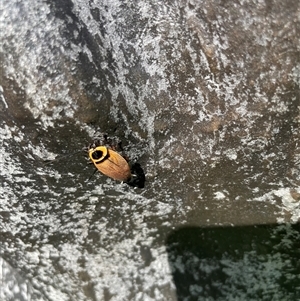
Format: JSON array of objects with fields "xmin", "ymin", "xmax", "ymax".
[
  {"xmin": 87, "ymin": 168, "xmax": 98, "ymax": 181},
  {"xmin": 43, "ymin": 149, "xmax": 85, "ymax": 165}
]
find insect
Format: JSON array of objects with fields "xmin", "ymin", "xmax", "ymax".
[
  {"xmin": 45, "ymin": 133, "xmax": 145, "ymax": 188},
  {"xmin": 88, "ymin": 145, "xmax": 132, "ymax": 182},
  {"xmin": 88, "ymin": 134, "xmax": 145, "ymax": 188}
]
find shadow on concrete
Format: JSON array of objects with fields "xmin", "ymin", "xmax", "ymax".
[{"xmin": 166, "ymin": 223, "xmax": 300, "ymax": 301}]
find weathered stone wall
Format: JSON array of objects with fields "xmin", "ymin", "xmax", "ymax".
[{"xmin": 0, "ymin": 0, "xmax": 299, "ymax": 300}]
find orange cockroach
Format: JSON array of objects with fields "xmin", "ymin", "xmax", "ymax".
[
  {"xmin": 44, "ymin": 133, "xmax": 145, "ymax": 188},
  {"xmin": 87, "ymin": 135, "xmax": 145, "ymax": 188},
  {"xmin": 88, "ymin": 145, "xmax": 132, "ymax": 182}
]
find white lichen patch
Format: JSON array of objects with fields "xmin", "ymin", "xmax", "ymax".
[
  {"xmin": 214, "ymin": 191, "xmax": 226, "ymax": 200},
  {"xmin": 252, "ymin": 187, "xmax": 300, "ymax": 223}
]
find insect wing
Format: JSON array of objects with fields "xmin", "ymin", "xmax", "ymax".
[{"xmin": 95, "ymin": 149, "xmax": 131, "ymax": 182}]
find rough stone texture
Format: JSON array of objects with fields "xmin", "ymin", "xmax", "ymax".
[{"xmin": 0, "ymin": 0, "xmax": 300, "ymax": 300}]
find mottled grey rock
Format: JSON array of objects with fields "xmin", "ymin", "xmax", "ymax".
[{"xmin": 0, "ymin": 0, "xmax": 299, "ymax": 300}]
